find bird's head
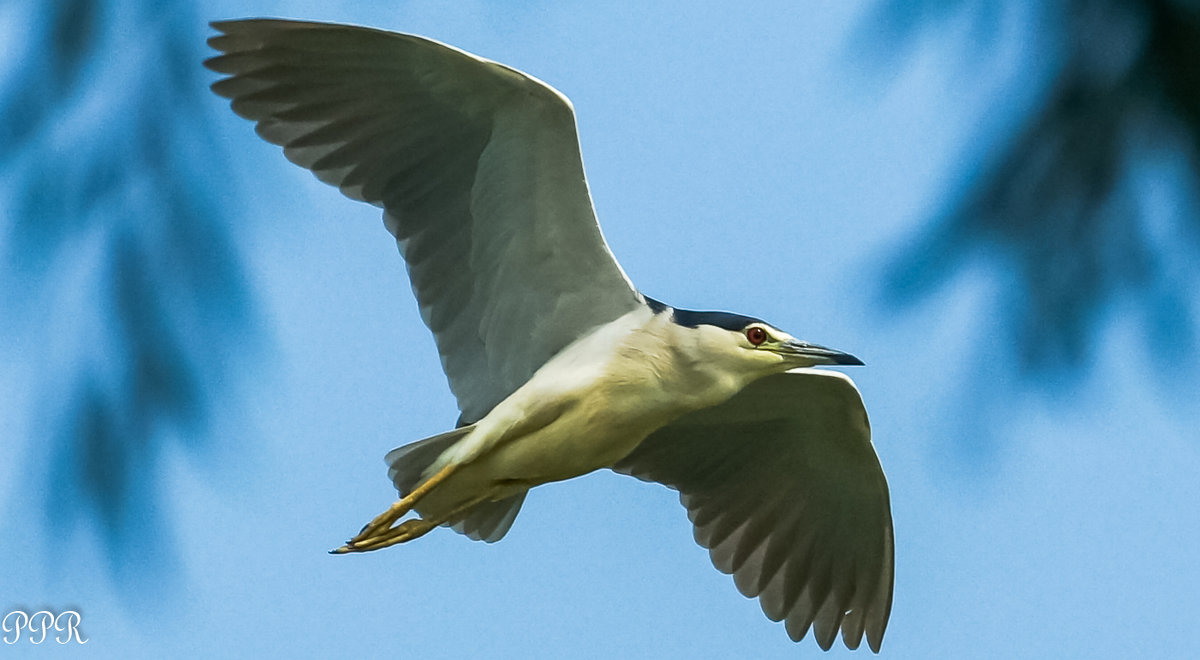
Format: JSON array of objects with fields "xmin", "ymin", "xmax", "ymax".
[
  {"xmin": 735, "ymin": 320, "xmax": 862, "ymax": 369},
  {"xmin": 663, "ymin": 305, "xmax": 863, "ymax": 379}
]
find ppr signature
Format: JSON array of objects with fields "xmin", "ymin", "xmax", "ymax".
[{"xmin": 2, "ymin": 610, "xmax": 88, "ymax": 645}]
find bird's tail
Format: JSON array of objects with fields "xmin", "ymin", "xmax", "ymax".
[
  {"xmin": 385, "ymin": 425, "xmax": 474, "ymax": 497},
  {"xmin": 384, "ymin": 425, "xmax": 527, "ymax": 543}
]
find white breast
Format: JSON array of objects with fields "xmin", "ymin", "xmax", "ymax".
[
  {"xmin": 414, "ymin": 304, "xmax": 761, "ymax": 519},
  {"xmin": 437, "ymin": 305, "xmax": 744, "ymax": 482}
]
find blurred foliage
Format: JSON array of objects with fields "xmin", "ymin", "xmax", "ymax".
[
  {"xmin": 0, "ymin": 0, "xmax": 256, "ymax": 585},
  {"xmin": 872, "ymin": 0, "xmax": 1199, "ymax": 377}
]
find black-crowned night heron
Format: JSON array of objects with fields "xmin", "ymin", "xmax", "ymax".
[{"xmin": 206, "ymin": 19, "xmax": 893, "ymax": 652}]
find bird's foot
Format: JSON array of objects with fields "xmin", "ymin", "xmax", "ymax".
[
  {"xmin": 331, "ymin": 478, "xmax": 494, "ymax": 555},
  {"xmin": 348, "ymin": 462, "xmax": 460, "ymax": 543},
  {"xmin": 332, "ymin": 518, "xmax": 436, "ymax": 554}
]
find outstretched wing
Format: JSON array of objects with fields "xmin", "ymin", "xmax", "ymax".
[
  {"xmin": 614, "ymin": 369, "xmax": 893, "ymax": 652},
  {"xmin": 206, "ymin": 19, "xmax": 641, "ymax": 423}
]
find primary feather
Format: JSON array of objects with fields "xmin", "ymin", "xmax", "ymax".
[{"xmin": 206, "ymin": 19, "xmax": 640, "ymax": 423}]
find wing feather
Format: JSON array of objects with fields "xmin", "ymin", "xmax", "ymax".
[
  {"xmin": 613, "ymin": 369, "xmax": 893, "ymax": 652},
  {"xmin": 206, "ymin": 19, "xmax": 640, "ymax": 423}
]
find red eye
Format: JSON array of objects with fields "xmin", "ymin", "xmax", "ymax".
[{"xmin": 746, "ymin": 326, "xmax": 767, "ymax": 346}]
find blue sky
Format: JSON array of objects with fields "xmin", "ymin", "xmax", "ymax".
[{"xmin": 2, "ymin": 1, "xmax": 1198, "ymax": 658}]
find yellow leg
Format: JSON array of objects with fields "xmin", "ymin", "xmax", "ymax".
[
  {"xmin": 331, "ymin": 490, "xmax": 493, "ymax": 554},
  {"xmin": 331, "ymin": 519, "xmax": 436, "ymax": 554},
  {"xmin": 350, "ymin": 462, "xmax": 461, "ymax": 544}
]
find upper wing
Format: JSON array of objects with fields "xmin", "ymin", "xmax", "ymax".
[
  {"xmin": 205, "ymin": 19, "xmax": 641, "ymax": 422},
  {"xmin": 613, "ymin": 369, "xmax": 893, "ymax": 652}
]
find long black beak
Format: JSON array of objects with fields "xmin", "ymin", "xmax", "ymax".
[{"xmin": 778, "ymin": 339, "xmax": 864, "ymax": 366}]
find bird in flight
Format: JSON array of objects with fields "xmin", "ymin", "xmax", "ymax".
[{"xmin": 206, "ymin": 19, "xmax": 893, "ymax": 653}]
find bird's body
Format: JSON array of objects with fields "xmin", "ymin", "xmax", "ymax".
[
  {"xmin": 206, "ymin": 19, "xmax": 894, "ymax": 653},
  {"xmin": 416, "ymin": 305, "xmax": 773, "ymax": 519},
  {"xmin": 441, "ymin": 307, "xmax": 713, "ymax": 478}
]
